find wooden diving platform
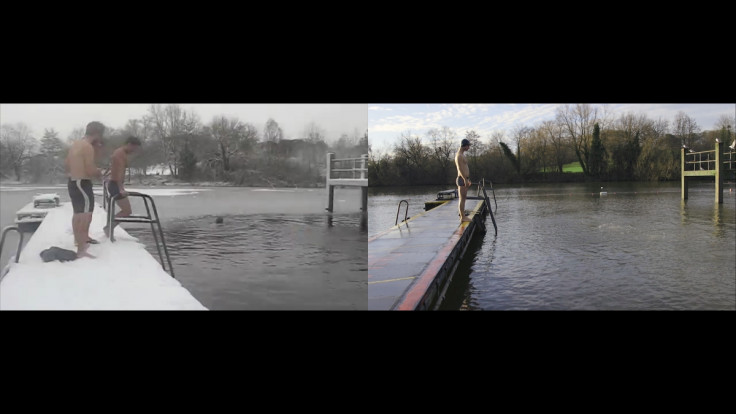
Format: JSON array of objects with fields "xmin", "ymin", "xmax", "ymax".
[{"xmin": 681, "ymin": 141, "xmax": 736, "ymax": 203}]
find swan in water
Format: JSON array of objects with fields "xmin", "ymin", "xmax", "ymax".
[{"xmin": 600, "ymin": 186, "xmax": 607, "ymax": 196}]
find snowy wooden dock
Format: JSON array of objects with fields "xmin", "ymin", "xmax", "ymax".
[{"xmin": 0, "ymin": 201, "xmax": 206, "ymax": 310}]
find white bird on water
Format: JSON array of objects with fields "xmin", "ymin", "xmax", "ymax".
[{"xmin": 600, "ymin": 186, "xmax": 607, "ymax": 196}]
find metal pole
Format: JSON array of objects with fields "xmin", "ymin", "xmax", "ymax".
[
  {"xmin": 326, "ymin": 153, "xmax": 334, "ymax": 212},
  {"xmin": 149, "ymin": 198, "xmax": 175, "ymax": 278},
  {"xmin": 681, "ymin": 148, "xmax": 688, "ymax": 200},
  {"xmin": 716, "ymin": 140, "xmax": 723, "ymax": 204}
]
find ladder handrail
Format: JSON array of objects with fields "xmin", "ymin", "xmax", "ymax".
[
  {"xmin": 478, "ymin": 179, "xmax": 497, "ymax": 236},
  {"xmin": 106, "ymin": 192, "xmax": 175, "ymax": 278},
  {"xmin": 0, "ymin": 226, "xmax": 25, "ymax": 265},
  {"xmin": 395, "ymin": 200, "xmax": 409, "ymax": 225}
]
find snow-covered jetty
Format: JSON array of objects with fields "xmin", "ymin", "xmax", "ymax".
[{"xmin": 0, "ymin": 201, "xmax": 206, "ymax": 310}]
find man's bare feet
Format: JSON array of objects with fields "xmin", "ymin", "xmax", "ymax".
[{"xmin": 77, "ymin": 251, "xmax": 96, "ymax": 259}]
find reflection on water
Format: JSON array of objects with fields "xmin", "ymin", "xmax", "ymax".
[
  {"xmin": 371, "ymin": 181, "xmax": 736, "ymax": 310},
  {"xmin": 128, "ymin": 212, "xmax": 367, "ymax": 310}
]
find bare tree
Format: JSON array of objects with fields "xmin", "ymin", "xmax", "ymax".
[
  {"xmin": 490, "ymin": 130, "xmax": 506, "ymax": 158},
  {"xmin": 427, "ymin": 126, "xmax": 456, "ymax": 181},
  {"xmin": 714, "ymin": 113, "xmax": 735, "ymax": 130},
  {"xmin": 463, "ymin": 129, "xmax": 485, "ymax": 176},
  {"xmin": 510, "ymin": 124, "xmax": 532, "ymax": 166},
  {"xmin": 714, "ymin": 113, "xmax": 735, "ymax": 145},
  {"xmin": 525, "ymin": 126, "xmax": 549, "ymax": 175},
  {"xmin": 617, "ymin": 112, "xmax": 649, "ymax": 137},
  {"xmin": 264, "ymin": 118, "xmax": 283, "ymax": 143},
  {"xmin": 673, "ymin": 111, "xmax": 700, "ymax": 149},
  {"xmin": 556, "ymin": 104, "xmax": 600, "ymax": 176},
  {"xmin": 540, "ymin": 120, "xmax": 568, "ymax": 173},
  {"xmin": 209, "ymin": 116, "xmax": 249, "ymax": 172},
  {"xmin": 0, "ymin": 123, "xmax": 37, "ymax": 181},
  {"xmin": 394, "ymin": 131, "xmax": 430, "ymax": 168},
  {"xmin": 145, "ymin": 104, "xmax": 200, "ymax": 177},
  {"xmin": 304, "ymin": 122, "xmax": 326, "ymax": 174}
]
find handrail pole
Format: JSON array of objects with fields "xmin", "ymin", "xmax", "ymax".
[{"xmin": 395, "ymin": 200, "xmax": 409, "ymax": 225}]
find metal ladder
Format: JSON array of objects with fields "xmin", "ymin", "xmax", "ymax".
[
  {"xmin": 466, "ymin": 178, "xmax": 498, "ymax": 235},
  {"xmin": 104, "ymin": 185, "xmax": 175, "ymax": 278},
  {"xmin": 395, "ymin": 200, "xmax": 409, "ymax": 225},
  {"xmin": 0, "ymin": 226, "xmax": 25, "ymax": 267}
]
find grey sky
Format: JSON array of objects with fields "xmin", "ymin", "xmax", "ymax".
[{"xmin": 0, "ymin": 104, "xmax": 368, "ymax": 143}]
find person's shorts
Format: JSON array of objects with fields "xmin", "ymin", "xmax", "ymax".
[
  {"xmin": 457, "ymin": 176, "xmax": 469, "ymax": 187},
  {"xmin": 68, "ymin": 178, "xmax": 94, "ymax": 213},
  {"xmin": 106, "ymin": 180, "xmax": 127, "ymax": 200}
]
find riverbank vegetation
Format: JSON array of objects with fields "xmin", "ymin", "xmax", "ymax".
[
  {"xmin": 368, "ymin": 104, "xmax": 735, "ymax": 186},
  {"xmin": 1, "ymin": 104, "xmax": 368, "ymax": 187}
]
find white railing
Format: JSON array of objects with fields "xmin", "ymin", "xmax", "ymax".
[{"xmin": 326, "ymin": 153, "xmax": 368, "ymax": 180}]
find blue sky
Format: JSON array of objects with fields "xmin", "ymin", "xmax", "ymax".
[{"xmin": 368, "ymin": 104, "xmax": 736, "ymax": 153}]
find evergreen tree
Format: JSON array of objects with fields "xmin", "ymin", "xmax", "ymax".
[
  {"xmin": 589, "ymin": 123, "xmax": 606, "ymax": 178},
  {"xmin": 179, "ymin": 143, "xmax": 198, "ymax": 181}
]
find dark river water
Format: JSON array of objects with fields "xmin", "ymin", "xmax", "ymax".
[
  {"xmin": 369, "ymin": 181, "xmax": 736, "ymax": 310},
  {"xmin": 1, "ymin": 185, "xmax": 366, "ymax": 310}
]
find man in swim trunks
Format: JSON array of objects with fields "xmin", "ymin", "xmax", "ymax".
[
  {"xmin": 66, "ymin": 121, "xmax": 105, "ymax": 258},
  {"xmin": 104, "ymin": 136, "xmax": 141, "ymax": 237},
  {"xmin": 455, "ymin": 138, "xmax": 472, "ymax": 223}
]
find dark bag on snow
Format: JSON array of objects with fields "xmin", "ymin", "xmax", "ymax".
[{"xmin": 40, "ymin": 246, "xmax": 78, "ymax": 262}]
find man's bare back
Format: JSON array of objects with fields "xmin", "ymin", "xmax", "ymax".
[
  {"xmin": 110, "ymin": 147, "xmax": 128, "ymax": 183},
  {"xmin": 67, "ymin": 139, "xmax": 98, "ymax": 180}
]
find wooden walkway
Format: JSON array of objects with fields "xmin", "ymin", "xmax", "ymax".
[{"xmin": 368, "ymin": 198, "xmax": 488, "ymax": 310}]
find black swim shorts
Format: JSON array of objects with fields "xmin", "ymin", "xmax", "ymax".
[
  {"xmin": 68, "ymin": 178, "xmax": 94, "ymax": 213},
  {"xmin": 106, "ymin": 180, "xmax": 127, "ymax": 200}
]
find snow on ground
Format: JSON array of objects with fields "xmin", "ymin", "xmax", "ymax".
[
  {"xmin": 0, "ymin": 186, "xmax": 66, "ymax": 192},
  {"xmin": 92, "ymin": 188, "xmax": 211, "ymax": 197},
  {"xmin": 0, "ymin": 202, "xmax": 206, "ymax": 310}
]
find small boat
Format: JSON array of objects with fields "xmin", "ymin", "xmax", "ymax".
[
  {"xmin": 600, "ymin": 187, "xmax": 608, "ymax": 196},
  {"xmin": 15, "ymin": 193, "xmax": 61, "ymax": 232}
]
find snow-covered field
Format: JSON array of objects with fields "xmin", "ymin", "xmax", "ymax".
[{"xmin": 0, "ymin": 202, "xmax": 207, "ymax": 310}]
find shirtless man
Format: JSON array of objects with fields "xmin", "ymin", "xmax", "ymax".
[
  {"xmin": 104, "ymin": 136, "xmax": 141, "ymax": 237},
  {"xmin": 455, "ymin": 138, "xmax": 472, "ymax": 223},
  {"xmin": 66, "ymin": 121, "xmax": 104, "ymax": 258}
]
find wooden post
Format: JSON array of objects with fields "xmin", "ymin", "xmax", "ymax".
[
  {"xmin": 681, "ymin": 147, "xmax": 688, "ymax": 200},
  {"xmin": 361, "ymin": 186, "xmax": 368, "ymax": 212},
  {"xmin": 715, "ymin": 140, "xmax": 723, "ymax": 204},
  {"xmin": 326, "ymin": 152, "xmax": 335, "ymax": 212},
  {"xmin": 327, "ymin": 185, "xmax": 334, "ymax": 212},
  {"xmin": 360, "ymin": 154, "xmax": 368, "ymax": 179},
  {"xmin": 360, "ymin": 186, "xmax": 368, "ymax": 231}
]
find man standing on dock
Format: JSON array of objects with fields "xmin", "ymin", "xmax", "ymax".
[
  {"xmin": 104, "ymin": 136, "xmax": 141, "ymax": 237},
  {"xmin": 455, "ymin": 138, "xmax": 472, "ymax": 223},
  {"xmin": 66, "ymin": 121, "xmax": 105, "ymax": 258}
]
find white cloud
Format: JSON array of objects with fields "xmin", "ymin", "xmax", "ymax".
[{"xmin": 368, "ymin": 106, "xmax": 393, "ymax": 111}]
